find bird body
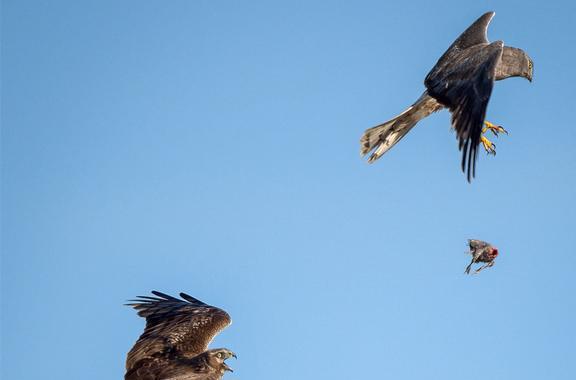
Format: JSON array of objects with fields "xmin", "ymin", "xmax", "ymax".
[
  {"xmin": 125, "ymin": 292, "xmax": 236, "ymax": 380},
  {"xmin": 125, "ymin": 350, "xmax": 234, "ymax": 380},
  {"xmin": 361, "ymin": 11, "xmax": 533, "ymax": 181},
  {"xmin": 465, "ymin": 239, "xmax": 499, "ymax": 274}
]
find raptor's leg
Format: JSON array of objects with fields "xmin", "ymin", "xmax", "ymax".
[
  {"xmin": 474, "ymin": 262, "xmax": 494, "ymax": 274},
  {"xmin": 483, "ymin": 121, "xmax": 508, "ymax": 137},
  {"xmin": 481, "ymin": 121, "xmax": 508, "ymax": 155},
  {"xmin": 480, "ymin": 136, "xmax": 497, "ymax": 155}
]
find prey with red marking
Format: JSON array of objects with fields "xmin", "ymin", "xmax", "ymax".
[{"xmin": 465, "ymin": 239, "xmax": 499, "ymax": 274}]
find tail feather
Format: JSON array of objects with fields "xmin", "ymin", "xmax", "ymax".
[
  {"xmin": 361, "ymin": 117, "xmax": 418, "ymax": 163},
  {"xmin": 360, "ymin": 91, "xmax": 443, "ymax": 163}
]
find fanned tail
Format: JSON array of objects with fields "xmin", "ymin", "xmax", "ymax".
[{"xmin": 360, "ymin": 91, "xmax": 443, "ymax": 163}]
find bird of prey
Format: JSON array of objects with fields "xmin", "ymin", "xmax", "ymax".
[
  {"xmin": 125, "ymin": 291, "xmax": 236, "ymax": 380},
  {"xmin": 360, "ymin": 11, "xmax": 533, "ymax": 181},
  {"xmin": 465, "ymin": 239, "xmax": 499, "ymax": 274}
]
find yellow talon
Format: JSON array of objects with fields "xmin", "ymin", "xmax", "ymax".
[
  {"xmin": 483, "ymin": 121, "xmax": 508, "ymax": 137},
  {"xmin": 480, "ymin": 121, "xmax": 508, "ymax": 155},
  {"xmin": 481, "ymin": 136, "xmax": 496, "ymax": 155}
]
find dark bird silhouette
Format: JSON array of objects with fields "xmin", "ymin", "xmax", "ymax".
[
  {"xmin": 360, "ymin": 11, "xmax": 533, "ymax": 181},
  {"xmin": 465, "ymin": 239, "xmax": 499, "ymax": 274},
  {"xmin": 125, "ymin": 291, "xmax": 236, "ymax": 380}
]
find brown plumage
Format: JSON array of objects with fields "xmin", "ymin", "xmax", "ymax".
[{"xmin": 125, "ymin": 291, "xmax": 236, "ymax": 380}]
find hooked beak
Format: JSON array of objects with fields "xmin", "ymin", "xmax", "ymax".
[
  {"xmin": 227, "ymin": 351, "xmax": 237, "ymax": 360},
  {"xmin": 222, "ymin": 351, "xmax": 237, "ymax": 372}
]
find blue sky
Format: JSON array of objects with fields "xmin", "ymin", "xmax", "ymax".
[{"xmin": 2, "ymin": 1, "xmax": 575, "ymax": 379}]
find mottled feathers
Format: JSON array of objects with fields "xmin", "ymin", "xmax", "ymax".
[{"xmin": 125, "ymin": 291, "xmax": 234, "ymax": 380}]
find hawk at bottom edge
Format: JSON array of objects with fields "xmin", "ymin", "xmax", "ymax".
[{"xmin": 125, "ymin": 291, "xmax": 236, "ymax": 380}]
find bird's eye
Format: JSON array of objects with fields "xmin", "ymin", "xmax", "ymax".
[{"xmin": 216, "ymin": 352, "xmax": 223, "ymax": 359}]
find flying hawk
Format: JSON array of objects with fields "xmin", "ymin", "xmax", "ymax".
[
  {"xmin": 465, "ymin": 239, "xmax": 499, "ymax": 274},
  {"xmin": 360, "ymin": 12, "xmax": 533, "ymax": 181},
  {"xmin": 125, "ymin": 291, "xmax": 236, "ymax": 380}
]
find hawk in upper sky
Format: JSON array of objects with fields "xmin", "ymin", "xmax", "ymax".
[
  {"xmin": 360, "ymin": 12, "xmax": 533, "ymax": 181},
  {"xmin": 125, "ymin": 291, "xmax": 236, "ymax": 380}
]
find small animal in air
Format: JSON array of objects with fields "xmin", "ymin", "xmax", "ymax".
[{"xmin": 465, "ymin": 239, "xmax": 498, "ymax": 274}]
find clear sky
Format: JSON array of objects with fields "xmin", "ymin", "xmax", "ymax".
[{"xmin": 2, "ymin": 1, "xmax": 576, "ymax": 379}]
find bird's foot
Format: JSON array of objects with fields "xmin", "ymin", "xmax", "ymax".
[
  {"xmin": 483, "ymin": 121, "xmax": 508, "ymax": 137},
  {"xmin": 481, "ymin": 121, "xmax": 507, "ymax": 155},
  {"xmin": 474, "ymin": 261, "xmax": 495, "ymax": 274},
  {"xmin": 480, "ymin": 136, "xmax": 497, "ymax": 155}
]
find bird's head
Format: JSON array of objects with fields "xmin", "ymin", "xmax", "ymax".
[
  {"xmin": 524, "ymin": 56, "xmax": 534, "ymax": 82},
  {"xmin": 495, "ymin": 47, "xmax": 533, "ymax": 82},
  {"xmin": 488, "ymin": 247, "xmax": 499, "ymax": 260},
  {"xmin": 206, "ymin": 348, "xmax": 237, "ymax": 373}
]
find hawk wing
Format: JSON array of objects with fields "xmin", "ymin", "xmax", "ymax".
[
  {"xmin": 425, "ymin": 41, "xmax": 503, "ymax": 181},
  {"xmin": 451, "ymin": 11, "xmax": 494, "ymax": 50},
  {"xmin": 429, "ymin": 11, "xmax": 495, "ymax": 74},
  {"xmin": 126, "ymin": 291, "xmax": 231, "ymax": 371}
]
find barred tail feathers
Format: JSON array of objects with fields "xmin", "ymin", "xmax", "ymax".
[{"xmin": 360, "ymin": 92, "xmax": 442, "ymax": 163}]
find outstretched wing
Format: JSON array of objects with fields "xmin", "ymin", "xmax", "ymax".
[
  {"xmin": 126, "ymin": 291, "xmax": 231, "ymax": 371},
  {"xmin": 428, "ymin": 12, "xmax": 495, "ymax": 76},
  {"xmin": 425, "ymin": 41, "xmax": 503, "ymax": 181},
  {"xmin": 451, "ymin": 11, "xmax": 494, "ymax": 50}
]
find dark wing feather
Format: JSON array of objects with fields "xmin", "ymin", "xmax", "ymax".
[
  {"xmin": 425, "ymin": 41, "xmax": 503, "ymax": 181},
  {"xmin": 126, "ymin": 291, "xmax": 231, "ymax": 371},
  {"xmin": 426, "ymin": 12, "xmax": 495, "ymax": 83},
  {"xmin": 451, "ymin": 12, "xmax": 494, "ymax": 50}
]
